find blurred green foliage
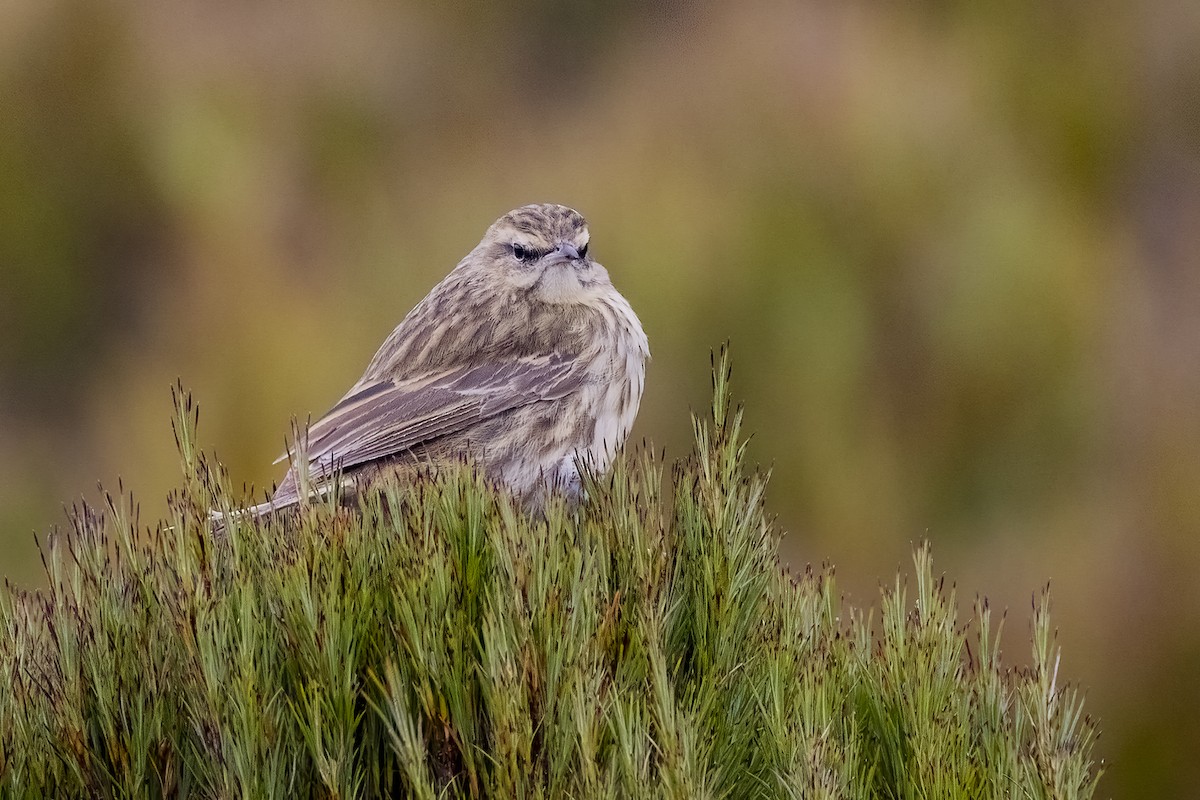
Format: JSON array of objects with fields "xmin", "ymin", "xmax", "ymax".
[{"xmin": 1, "ymin": 0, "xmax": 1198, "ymax": 794}]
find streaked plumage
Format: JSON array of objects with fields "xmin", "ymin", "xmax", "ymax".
[{"xmin": 255, "ymin": 203, "xmax": 648, "ymax": 513}]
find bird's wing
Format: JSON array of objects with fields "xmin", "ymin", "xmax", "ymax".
[{"xmin": 275, "ymin": 352, "xmax": 586, "ymax": 479}]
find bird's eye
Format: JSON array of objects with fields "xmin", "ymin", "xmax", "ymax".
[
  {"xmin": 512, "ymin": 243, "xmax": 532, "ymax": 262},
  {"xmin": 578, "ymin": 242, "xmax": 589, "ymax": 258}
]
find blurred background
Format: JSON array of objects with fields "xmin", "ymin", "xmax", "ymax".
[{"xmin": 1, "ymin": 0, "xmax": 1198, "ymax": 793}]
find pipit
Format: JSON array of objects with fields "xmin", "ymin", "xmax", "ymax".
[{"xmin": 244, "ymin": 203, "xmax": 648, "ymax": 515}]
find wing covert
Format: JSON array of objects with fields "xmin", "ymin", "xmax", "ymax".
[{"xmin": 276, "ymin": 351, "xmax": 584, "ymax": 480}]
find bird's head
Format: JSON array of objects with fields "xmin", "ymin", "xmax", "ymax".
[{"xmin": 472, "ymin": 203, "xmax": 612, "ymax": 305}]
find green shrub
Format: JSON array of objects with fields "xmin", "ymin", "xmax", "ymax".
[{"xmin": 0, "ymin": 351, "xmax": 1102, "ymax": 798}]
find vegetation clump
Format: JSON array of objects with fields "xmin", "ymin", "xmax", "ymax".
[{"xmin": 0, "ymin": 354, "xmax": 1102, "ymax": 798}]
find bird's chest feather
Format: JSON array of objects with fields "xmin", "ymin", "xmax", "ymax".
[{"xmin": 583, "ymin": 339, "xmax": 645, "ymax": 464}]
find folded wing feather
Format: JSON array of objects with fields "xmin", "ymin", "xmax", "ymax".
[{"xmin": 271, "ymin": 352, "xmax": 585, "ymax": 503}]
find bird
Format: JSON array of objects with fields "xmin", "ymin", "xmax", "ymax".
[{"xmin": 241, "ymin": 203, "xmax": 648, "ymax": 517}]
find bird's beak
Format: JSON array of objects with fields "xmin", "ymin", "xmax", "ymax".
[{"xmin": 543, "ymin": 241, "xmax": 581, "ymax": 266}]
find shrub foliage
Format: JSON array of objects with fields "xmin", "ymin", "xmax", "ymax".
[{"xmin": 0, "ymin": 352, "xmax": 1102, "ymax": 798}]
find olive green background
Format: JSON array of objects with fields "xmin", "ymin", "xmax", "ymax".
[{"xmin": 2, "ymin": 1, "xmax": 1198, "ymax": 795}]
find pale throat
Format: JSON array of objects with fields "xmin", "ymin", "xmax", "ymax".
[{"xmin": 535, "ymin": 268, "xmax": 602, "ymax": 305}]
